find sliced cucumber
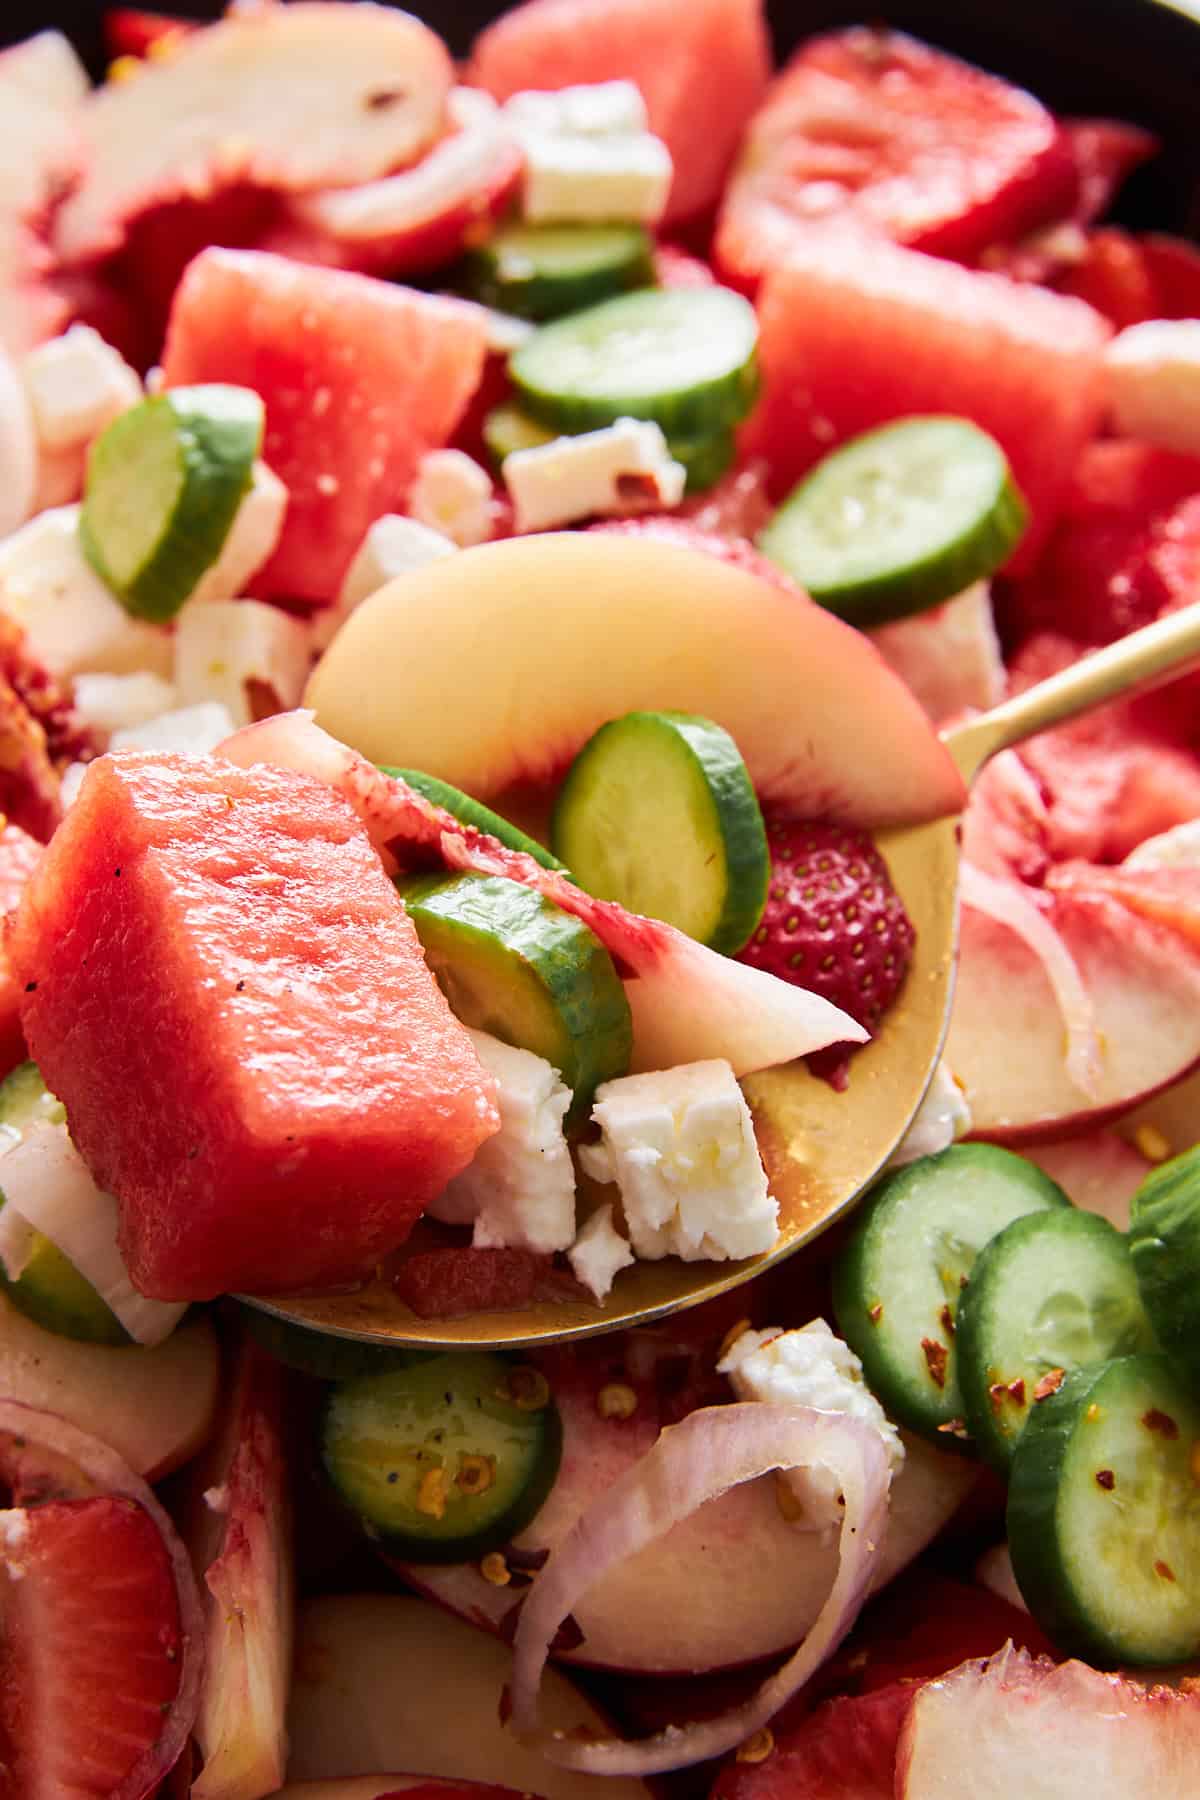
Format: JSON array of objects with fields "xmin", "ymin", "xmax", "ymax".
[
  {"xmin": 832, "ymin": 1144, "xmax": 1070, "ymax": 1444},
  {"xmin": 0, "ymin": 1062, "xmax": 128, "ymax": 1346},
  {"xmin": 320, "ymin": 1351, "xmax": 561, "ymax": 1561},
  {"xmin": 509, "ymin": 285, "xmax": 759, "ymax": 439},
  {"xmin": 757, "ymin": 417, "xmax": 1029, "ymax": 628},
  {"xmin": 400, "ymin": 872, "xmax": 631, "ymax": 1123},
  {"xmin": 243, "ymin": 1306, "xmax": 429, "ymax": 1381},
  {"xmin": 550, "ymin": 711, "xmax": 769, "ymax": 956},
  {"xmin": 483, "ymin": 400, "xmax": 734, "ymax": 496},
  {"xmin": 381, "ymin": 765, "xmax": 567, "ymax": 873},
  {"xmin": 957, "ymin": 1209, "xmax": 1156, "ymax": 1474},
  {"xmin": 462, "ymin": 221, "xmax": 655, "ymax": 322},
  {"xmin": 1008, "ymin": 1354, "xmax": 1200, "ymax": 1665},
  {"xmin": 1127, "ymin": 1145, "xmax": 1200, "ymax": 1390},
  {"xmin": 482, "ymin": 401, "xmax": 559, "ymax": 467},
  {"xmin": 80, "ymin": 384, "xmax": 263, "ymax": 623}
]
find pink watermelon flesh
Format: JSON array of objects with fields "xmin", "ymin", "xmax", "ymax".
[
  {"xmin": 741, "ymin": 230, "xmax": 1112, "ymax": 570},
  {"xmin": 466, "ymin": 0, "xmax": 770, "ymax": 226},
  {"xmin": 11, "ymin": 753, "xmax": 499, "ymax": 1301},
  {"xmin": 160, "ymin": 248, "xmax": 489, "ymax": 602}
]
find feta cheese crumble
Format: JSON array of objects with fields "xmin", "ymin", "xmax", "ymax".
[
  {"xmin": 501, "ymin": 82, "xmax": 672, "ymax": 225},
  {"xmin": 427, "ymin": 1030, "xmax": 576, "ymax": 1254},
  {"xmin": 503, "ymin": 417, "xmax": 685, "ymax": 532},
  {"xmin": 578, "ymin": 1059, "xmax": 778, "ymax": 1261},
  {"xmin": 21, "ymin": 325, "xmax": 141, "ymax": 454},
  {"xmin": 72, "ymin": 671, "xmax": 178, "ymax": 737},
  {"xmin": 568, "ymin": 1202, "xmax": 635, "ymax": 1302},
  {"xmin": 886, "ymin": 1059, "xmax": 972, "ymax": 1169},
  {"xmin": 408, "ymin": 450, "xmax": 496, "ymax": 548},
  {"xmin": 0, "ymin": 506, "xmax": 171, "ymax": 679},
  {"xmin": 1105, "ymin": 320, "xmax": 1200, "ymax": 458},
  {"xmin": 503, "ymin": 81, "xmax": 650, "ymax": 139},
  {"xmin": 110, "ymin": 702, "xmax": 237, "ymax": 756},
  {"xmin": 720, "ymin": 1319, "xmax": 906, "ymax": 1529},
  {"xmin": 314, "ymin": 512, "xmax": 457, "ymax": 651},
  {"xmin": 174, "ymin": 597, "xmax": 311, "ymax": 729},
  {"xmin": 187, "ymin": 460, "xmax": 288, "ymax": 604}
]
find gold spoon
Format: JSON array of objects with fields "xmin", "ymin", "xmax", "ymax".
[{"xmin": 245, "ymin": 602, "xmax": 1200, "ymax": 1352}]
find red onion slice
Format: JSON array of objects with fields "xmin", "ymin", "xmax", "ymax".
[
  {"xmin": 509, "ymin": 1402, "xmax": 890, "ymax": 1775},
  {"xmin": 959, "ymin": 861, "xmax": 1100, "ymax": 1099},
  {"xmin": 0, "ymin": 1397, "xmax": 205, "ymax": 1800},
  {"xmin": 218, "ymin": 712, "xmax": 863, "ymax": 1073}
]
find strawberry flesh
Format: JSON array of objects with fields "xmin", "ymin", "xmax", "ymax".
[
  {"xmin": 0, "ymin": 1495, "xmax": 185, "ymax": 1800},
  {"xmin": 737, "ymin": 819, "xmax": 915, "ymax": 1084}
]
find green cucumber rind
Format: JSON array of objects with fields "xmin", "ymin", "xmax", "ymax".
[
  {"xmin": 510, "ymin": 285, "xmax": 760, "ymax": 439},
  {"xmin": 461, "ymin": 221, "xmax": 655, "ymax": 322},
  {"xmin": 550, "ymin": 710, "xmax": 768, "ymax": 956},
  {"xmin": 380, "ymin": 766, "xmax": 568, "ymax": 872},
  {"xmin": 81, "ymin": 384, "xmax": 263, "ymax": 623},
  {"xmin": 1007, "ymin": 1353, "xmax": 1200, "ymax": 1666},
  {"xmin": 757, "ymin": 417, "xmax": 1029, "ymax": 628},
  {"xmin": 956, "ymin": 1208, "xmax": 1157, "ymax": 1474},
  {"xmin": 1128, "ymin": 1145, "xmax": 1200, "ymax": 1388},
  {"xmin": 0, "ymin": 1223, "xmax": 130, "ymax": 1346},
  {"xmin": 242, "ymin": 1305, "xmax": 431, "ymax": 1380},
  {"xmin": 832, "ymin": 1143, "xmax": 1071, "ymax": 1446},
  {"xmin": 400, "ymin": 872, "xmax": 632, "ymax": 1123}
]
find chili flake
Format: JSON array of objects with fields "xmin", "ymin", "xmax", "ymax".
[
  {"xmin": 1034, "ymin": 1368, "xmax": 1066, "ymax": 1402},
  {"xmin": 920, "ymin": 1336, "xmax": 948, "ymax": 1388},
  {"xmin": 1095, "ymin": 1468, "xmax": 1116, "ymax": 1491}
]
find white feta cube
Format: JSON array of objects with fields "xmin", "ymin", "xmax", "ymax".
[
  {"xmin": 579, "ymin": 1060, "xmax": 778, "ymax": 1261},
  {"xmin": 0, "ymin": 507, "xmax": 171, "ymax": 679},
  {"xmin": 174, "ymin": 598, "xmax": 311, "ymax": 730},
  {"xmin": 187, "ymin": 460, "xmax": 288, "ymax": 605},
  {"xmin": 886, "ymin": 1060, "xmax": 972, "ymax": 1169},
  {"xmin": 719, "ymin": 1319, "xmax": 906, "ymax": 1529},
  {"xmin": 314, "ymin": 513, "xmax": 457, "ymax": 652},
  {"xmin": 503, "ymin": 81, "xmax": 649, "ymax": 139},
  {"xmin": 72, "ymin": 670, "xmax": 178, "ymax": 737},
  {"xmin": 503, "ymin": 418, "xmax": 685, "ymax": 532},
  {"xmin": 110, "ymin": 702, "xmax": 236, "ymax": 756},
  {"xmin": 428, "ymin": 1029, "xmax": 576, "ymax": 1254},
  {"xmin": 1105, "ymin": 320, "xmax": 1200, "ymax": 457},
  {"xmin": 21, "ymin": 325, "xmax": 141, "ymax": 453},
  {"xmin": 408, "ymin": 450, "xmax": 496, "ymax": 548},
  {"xmin": 518, "ymin": 129, "xmax": 672, "ymax": 225},
  {"xmin": 568, "ymin": 1203, "xmax": 636, "ymax": 1302}
]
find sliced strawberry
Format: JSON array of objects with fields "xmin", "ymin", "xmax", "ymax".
[
  {"xmin": 717, "ymin": 28, "xmax": 1075, "ymax": 287},
  {"xmin": 742, "ymin": 230, "xmax": 1111, "ymax": 569},
  {"xmin": 710, "ymin": 1681, "xmax": 911, "ymax": 1800},
  {"xmin": 103, "ymin": 8, "xmax": 196, "ymax": 62},
  {"xmin": 392, "ymin": 1246, "xmax": 561, "ymax": 1318},
  {"xmin": 161, "ymin": 249, "xmax": 489, "ymax": 602},
  {"xmin": 896, "ymin": 1649, "xmax": 1200, "ymax": 1796},
  {"xmin": 0, "ymin": 1496, "xmax": 184, "ymax": 1800}
]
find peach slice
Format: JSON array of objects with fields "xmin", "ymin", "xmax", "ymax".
[{"xmin": 305, "ymin": 533, "xmax": 965, "ymax": 830}]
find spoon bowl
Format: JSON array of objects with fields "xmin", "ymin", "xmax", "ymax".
[{"xmin": 246, "ymin": 603, "xmax": 1200, "ymax": 1351}]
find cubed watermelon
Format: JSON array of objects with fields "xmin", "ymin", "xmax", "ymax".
[
  {"xmin": 160, "ymin": 249, "xmax": 489, "ymax": 603},
  {"xmin": 466, "ymin": 0, "xmax": 770, "ymax": 226},
  {"xmin": 741, "ymin": 231, "xmax": 1112, "ymax": 569},
  {"xmin": 11, "ymin": 753, "xmax": 500, "ymax": 1300},
  {"xmin": 0, "ymin": 821, "xmax": 42, "ymax": 1081}
]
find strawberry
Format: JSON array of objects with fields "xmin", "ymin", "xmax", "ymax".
[{"xmin": 737, "ymin": 819, "xmax": 916, "ymax": 1066}]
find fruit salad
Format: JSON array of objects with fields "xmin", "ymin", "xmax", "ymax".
[{"xmin": 2, "ymin": 1, "xmax": 1200, "ymax": 1794}]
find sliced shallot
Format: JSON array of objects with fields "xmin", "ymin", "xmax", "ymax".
[
  {"xmin": 508, "ymin": 1401, "xmax": 890, "ymax": 1775},
  {"xmin": 959, "ymin": 860, "xmax": 1101, "ymax": 1100}
]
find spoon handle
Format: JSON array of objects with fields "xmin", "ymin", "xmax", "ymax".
[{"xmin": 944, "ymin": 601, "xmax": 1200, "ymax": 784}]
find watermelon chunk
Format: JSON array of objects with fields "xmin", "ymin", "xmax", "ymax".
[
  {"xmin": 741, "ymin": 230, "xmax": 1112, "ymax": 568},
  {"xmin": 716, "ymin": 29, "xmax": 1075, "ymax": 288},
  {"xmin": 160, "ymin": 249, "xmax": 489, "ymax": 602},
  {"xmin": 0, "ymin": 821, "xmax": 42, "ymax": 1081},
  {"xmin": 11, "ymin": 753, "xmax": 499, "ymax": 1300},
  {"xmin": 466, "ymin": 0, "xmax": 770, "ymax": 226}
]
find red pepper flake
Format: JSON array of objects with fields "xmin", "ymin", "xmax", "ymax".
[
  {"xmin": 1095, "ymin": 1468, "xmax": 1116, "ymax": 1491},
  {"xmin": 920, "ymin": 1337, "xmax": 949, "ymax": 1388},
  {"xmin": 1155, "ymin": 1560, "xmax": 1177, "ymax": 1582},
  {"xmin": 939, "ymin": 1304, "xmax": 956, "ymax": 1339},
  {"xmin": 1006, "ymin": 1377, "xmax": 1027, "ymax": 1407},
  {"xmin": 988, "ymin": 1381, "xmax": 1007, "ymax": 1412},
  {"xmin": 1034, "ymin": 1368, "xmax": 1066, "ymax": 1402},
  {"xmin": 1143, "ymin": 1408, "xmax": 1180, "ymax": 1439},
  {"xmin": 937, "ymin": 1417, "xmax": 969, "ymax": 1440},
  {"xmin": 868, "ymin": 1302, "xmax": 884, "ymax": 1325}
]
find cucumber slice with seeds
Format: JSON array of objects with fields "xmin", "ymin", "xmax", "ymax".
[
  {"xmin": 321, "ymin": 1352, "xmax": 561, "ymax": 1562},
  {"xmin": 380, "ymin": 766, "xmax": 567, "ymax": 872},
  {"xmin": 550, "ymin": 710, "xmax": 769, "ymax": 956},
  {"xmin": 832, "ymin": 1144, "xmax": 1070, "ymax": 1445},
  {"xmin": 400, "ymin": 872, "xmax": 631, "ymax": 1123},
  {"xmin": 243, "ymin": 1306, "xmax": 429, "ymax": 1381},
  {"xmin": 1127, "ymin": 1145, "xmax": 1200, "ymax": 1391},
  {"xmin": 957, "ymin": 1209, "xmax": 1156, "ymax": 1473},
  {"xmin": 1008, "ymin": 1354, "xmax": 1200, "ymax": 1665},
  {"xmin": 80, "ymin": 384, "xmax": 263, "ymax": 623},
  {"xmin": 510, "ymin": 285, "xmax": 759, "ymax": 439},
  {"xmin": 757, "ymin": 416, "xmax": 1028, "ymax": 627},
  {"xmin": 462, "ymin": 221, "xmax": 655, "ymax": 321}
]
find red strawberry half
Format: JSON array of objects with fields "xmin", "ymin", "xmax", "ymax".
[{"xmin": 737, "ymin": 820, "xmax": 916, "ymax": 1085}]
